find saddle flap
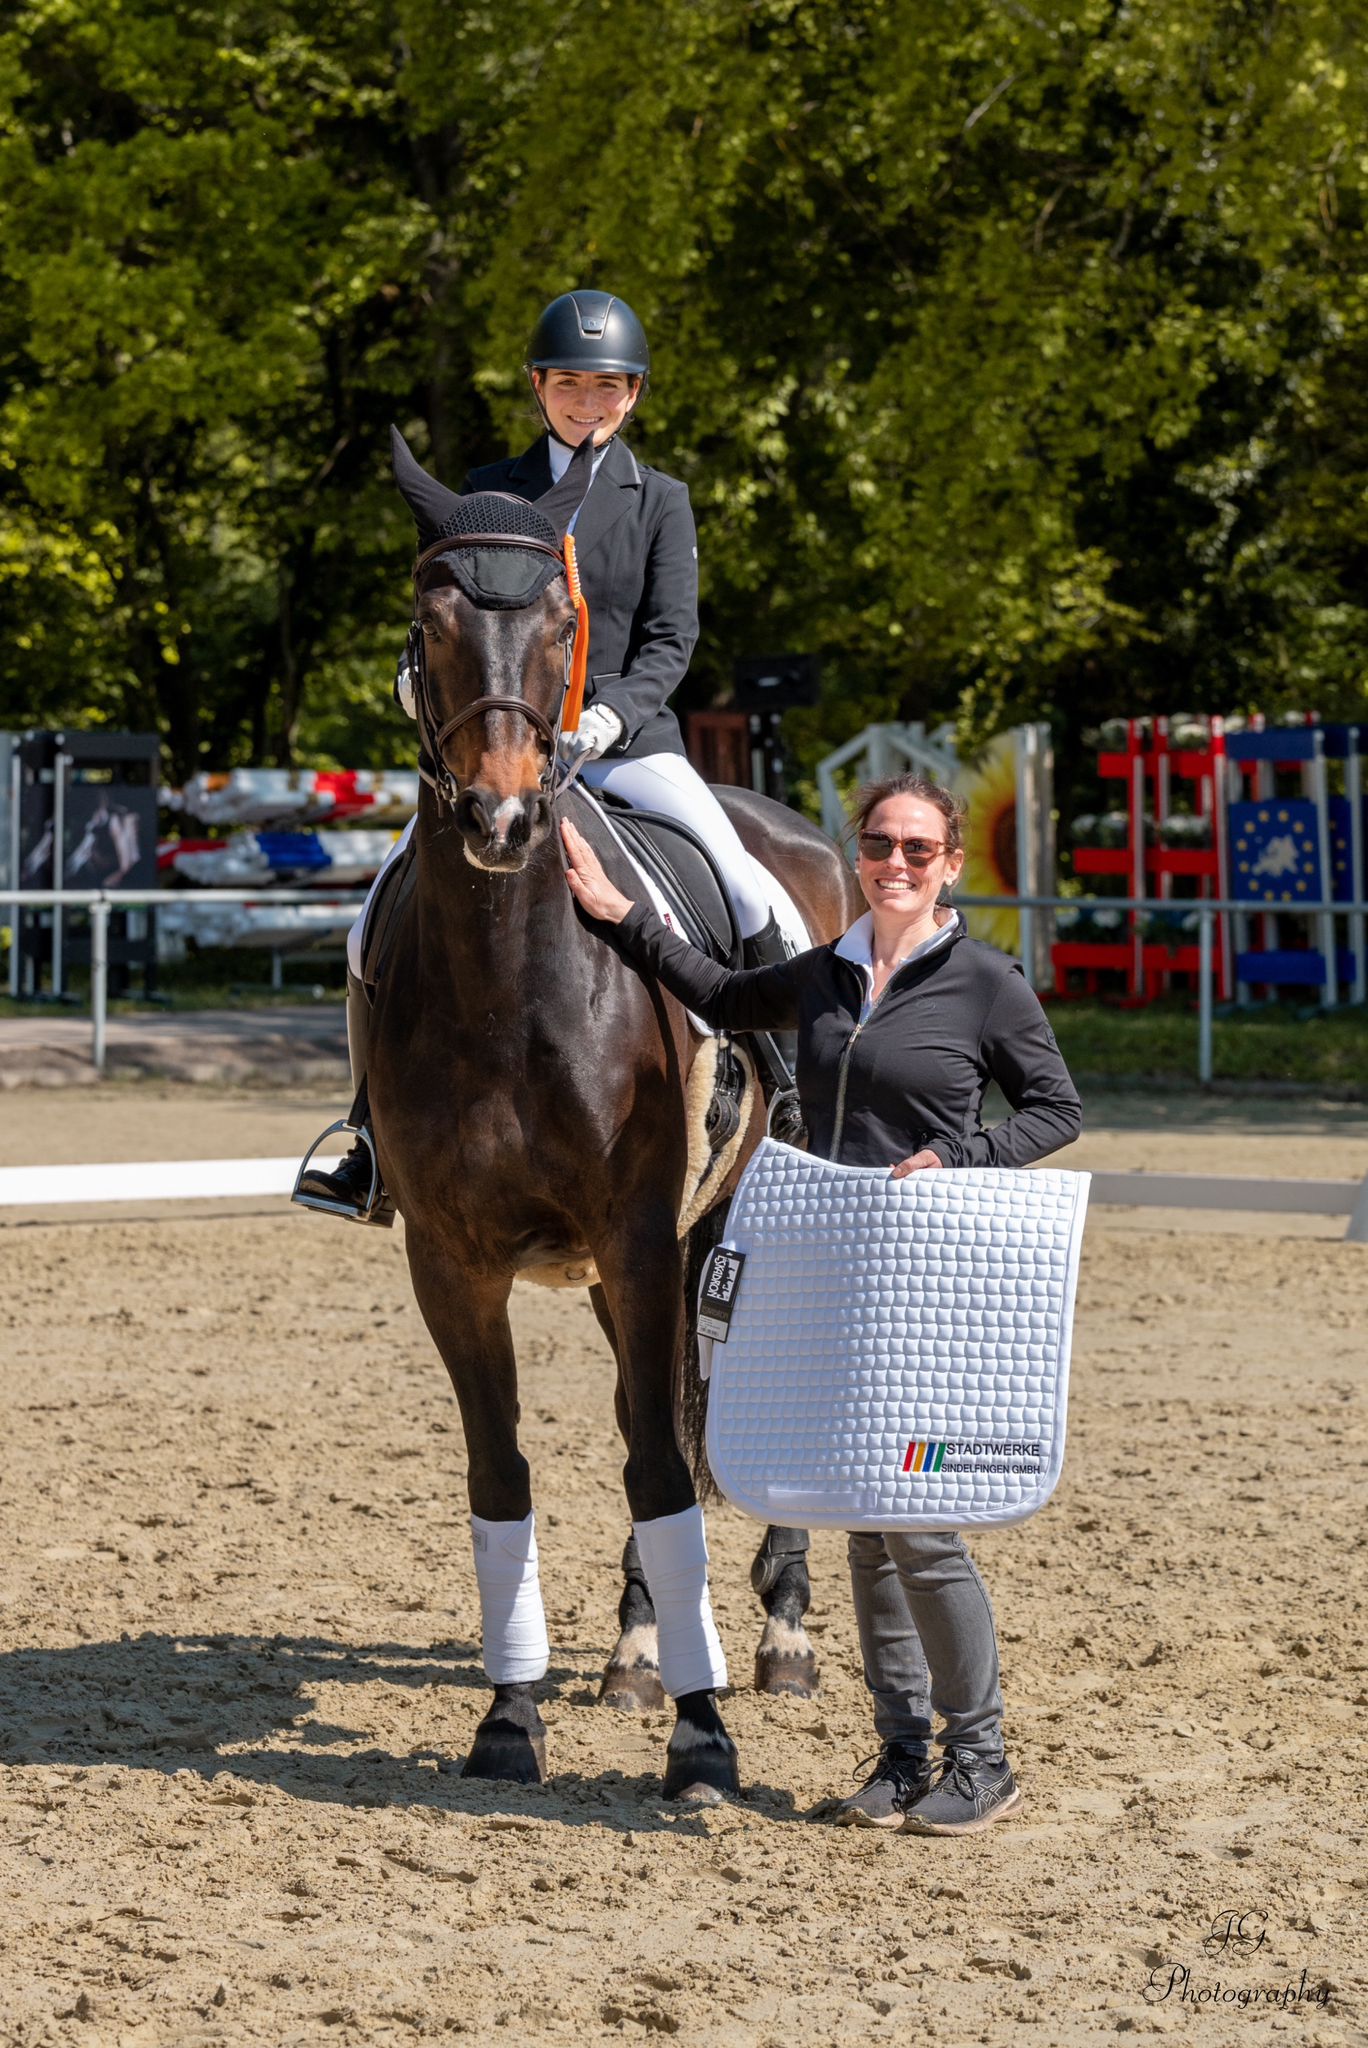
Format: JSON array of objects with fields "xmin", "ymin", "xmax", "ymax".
[
  {"xmin": 577, "ymin": 788, "xmax": 742, "ymax": 966},
  {"xmin": 360, "ymin": 834, "xmax": 419, "ymax": 997}
]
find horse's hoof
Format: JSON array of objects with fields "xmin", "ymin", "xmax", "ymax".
[
  {"xmin": 599, "ymin": 1665, "xmax": 667, "ymax": 1713},
  {"xmin": 666, "ymin": 1778, "xmax": 727, "ymax": 1808},
  {"xmin": 754, "ymin": 1647, "xmax": 820, "ymax": 1699},
  {"xmin": 662, "ymin": 1732, "xmax": 741, "ymax": 1804},
  {"xmin": 461, "ymin": 1723, "xmax": 547, "ymax": 1784}
]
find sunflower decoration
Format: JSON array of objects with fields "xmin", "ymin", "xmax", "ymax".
[{"xmin": 955, "ymin": 735, "xmax": 1021, "ymax": 954}]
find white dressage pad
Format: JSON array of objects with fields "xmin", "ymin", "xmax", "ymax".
[{"xmin": 698, "ymin": 1140, "xmax": 1091, "ymax": 1532}]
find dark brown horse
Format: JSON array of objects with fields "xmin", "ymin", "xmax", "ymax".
[{"xmin": 370, "ymin": 455, "xmax": 858, "ymax": 1799}]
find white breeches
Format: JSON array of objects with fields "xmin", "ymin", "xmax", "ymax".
[
  {"xmin": 579, "ymin": 752, "xmax": 771, "ymax": 938},
  {"xmin": 632, "ymin": 1505, "xmax": 728, "ymax": 1698},
  {"xmin": 346, "ymin": 752, "xmax": 773, "ymax": 979},
  {"xmin": 470, "ymin": 1510, "xmax": 550, "ymax": 1685}
]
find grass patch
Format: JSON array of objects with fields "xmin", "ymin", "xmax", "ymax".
[{"xmin": 1046, "ymin": 995, "xmax": 1368, "ymax": 1093}]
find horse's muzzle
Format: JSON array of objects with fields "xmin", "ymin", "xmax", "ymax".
[{"xmin": 456, "ymin": 787, "xmax": 552, "ymax": 872}]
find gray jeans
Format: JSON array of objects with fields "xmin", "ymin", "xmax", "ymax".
[{"xmin": 847, "ymin": 1529, "xmax": 1005, "ymax": 1759}]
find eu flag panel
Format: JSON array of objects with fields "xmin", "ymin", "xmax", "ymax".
[
  {"xmin": 1326, "ymin": 796, "xmax": 1368, "ymax": 904},
  {"xmin": 1229, "ymin": 801, "xmax": 1323, "ymax": 904}
]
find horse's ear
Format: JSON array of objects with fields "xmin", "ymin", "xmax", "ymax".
[
  {"xmin": 390, "ymin": 425, "xmax": 464, "ymax": 539},
  {"xmin": 535, "ymin": 432, "xmax": 597, "ymax": 541}
]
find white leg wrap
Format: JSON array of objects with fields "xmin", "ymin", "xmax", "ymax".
[
  {"xmin": 470, "ymin": 1511, "xmax": 549, "ymax": 1685},
  {"xmin": 632, "ymin": 1505, "xmax": 728, "ymax": 1699}
]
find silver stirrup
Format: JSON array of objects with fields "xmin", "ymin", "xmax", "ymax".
[{"xmin": 291, "ymin": 1120, "xmax": 389, "ymax": 1223}]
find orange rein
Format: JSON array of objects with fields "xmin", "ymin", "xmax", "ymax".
[{"xmin": 562, "ymin": 533, "xmax": 590, "ymax": 732}]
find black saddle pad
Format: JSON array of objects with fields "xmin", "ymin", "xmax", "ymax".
[{"xmin": 577, "ymin": 788, "xmax": 742, "ymax": 967}]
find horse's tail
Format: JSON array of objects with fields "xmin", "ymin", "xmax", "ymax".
[{"xmin": 676, "ymin": 1195, "xmax": 731, "ymax": 1501}]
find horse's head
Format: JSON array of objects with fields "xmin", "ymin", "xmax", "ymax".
[{"xmin": 393, "ymin": 429, "xmax": 586, "ymax": 873}]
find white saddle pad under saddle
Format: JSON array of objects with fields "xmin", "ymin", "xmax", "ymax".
[{"xmin": 697, "ymin": 1140, "xmax": 1091, "ymax": 1532}]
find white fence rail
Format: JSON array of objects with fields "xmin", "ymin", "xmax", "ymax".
[
  {"xmin": 3, "ymin": 887, "xmax": 1366, "ymax": 1087},
  {"xmin": 2, "ymin": 888, "xmax": 365, "ymax": 1074}
]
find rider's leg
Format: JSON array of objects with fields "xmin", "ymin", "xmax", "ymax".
[
  {"xmin": 579, "ymin": 754, "xmax": 775, "ymax": 940},
  {"xmin": 294, "ymin": 820, "xmax": 413, "ymax": 1221}
]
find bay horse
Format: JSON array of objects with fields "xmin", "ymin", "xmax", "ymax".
[{"xmin": 369, "ymin": 445, "xmax": 858, "ymax": 1800}]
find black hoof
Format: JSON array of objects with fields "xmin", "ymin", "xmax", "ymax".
[
  {"xmin": 663, "ymin": 1692, "xmax": 740, "ymax": 1804},
  {"xmin": 599, "ymin": 1665, "xmax": 666, "ymax": 1714},
  {"xmin": 462, "ymin": 1693, "xmax": 547, "ymax": 1784},
  {"xmin": 754, "ymin": 1647, "xmax": 820, "ymax": 1699}
]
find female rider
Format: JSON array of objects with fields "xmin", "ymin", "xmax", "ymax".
[
  {"xmin": 298, "ymin": 288, "xmax": 787, "ymax": 1219},
  {"xmin": 560, "ymin": 772, "xmax": 1083, "ymax": 1835}
]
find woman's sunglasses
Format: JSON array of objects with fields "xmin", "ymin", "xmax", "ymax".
[{"xmin": 857, "ymin": 831, "xmax": 947, "ymax": 867}]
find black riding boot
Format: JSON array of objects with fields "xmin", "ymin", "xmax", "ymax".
[{"xmin": 293, "ymin": 973, "xmax": 395, "ymax": 1226}]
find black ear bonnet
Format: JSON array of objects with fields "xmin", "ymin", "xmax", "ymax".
[
  {"xmin": 391, "ymin": 423, "xmax": 595, "ymax": 612},
  {"xmin": 425, "ymin": 492, "xmax": 565, "ymax": 610}
]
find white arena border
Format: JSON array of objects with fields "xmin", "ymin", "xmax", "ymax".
[
  {"xmin": 1, "ymin": 1158, "xmax": 1365, "ymax": 1241},
  {"xmin": 0, "ymin": 1159, "xmax": 300, "ymax": 1205}
]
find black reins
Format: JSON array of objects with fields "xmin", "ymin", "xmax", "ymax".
[{"xmin": 409, "ymin": 531, "xmax": 575, "ymax": 810}]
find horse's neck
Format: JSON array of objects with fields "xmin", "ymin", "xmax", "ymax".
[{"xmin": 411, "ymin": 799, "xmax": 585, "ymax": 1007}]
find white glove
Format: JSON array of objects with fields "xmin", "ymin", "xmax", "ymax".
[
  {"xmin": 395, "ymin": 647, "xmax": 417, "ymax": 720},
  {"xmin": 559, "ymin": 702, "xmax": 623, "ymax": 767}
]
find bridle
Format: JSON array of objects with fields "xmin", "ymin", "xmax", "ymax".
[{"xmin": 408, "ymin": 530, "xmax": 586, "ymax": 810}]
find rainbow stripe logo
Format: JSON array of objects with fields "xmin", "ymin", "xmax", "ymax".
[{"xmin": 903, "ymin": 1441, "xmax": 946, "ymax": 1474}]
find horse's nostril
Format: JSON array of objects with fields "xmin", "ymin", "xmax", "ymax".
[{"xmin": 458, "ymin": 790, "xmax": 491, "ymax": 840}]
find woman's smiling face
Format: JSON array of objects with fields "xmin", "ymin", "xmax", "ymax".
[
  {"xmin": 857, "ymin": 794, "xmax": 964, "ymax": 929},
  {"xmin": 534, "ymin": 368, "xmax": 641, "ymax": 447}
]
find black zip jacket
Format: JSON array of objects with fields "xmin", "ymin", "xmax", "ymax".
[{"xmin": 615, "ymin": 906, "xmax": 1083, "ymax": 1169}]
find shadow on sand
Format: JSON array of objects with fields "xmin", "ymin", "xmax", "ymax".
[{"xmin": 0, "ymin": 1630, "xmax": 800, "ymax": 1834}]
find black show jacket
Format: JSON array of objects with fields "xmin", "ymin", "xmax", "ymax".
[
  {"xmin": 463, "ymin": 435, "xmax": 697, "ymax": 761},
  {"xmin": 613, "ymin": 906, "xmax": 1084, "ymax": 1170}
]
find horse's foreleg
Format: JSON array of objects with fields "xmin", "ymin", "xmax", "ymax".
[
  {"xmin": 751, "ymin": 1526, "xmax": 820, "ymax": 1699},
  {"xmin": 404, "ymin": 1233, "xmax": 546, "ymax": 1783},
  {"xmin": 593, "ymin": 1212, "xmax": 739, "ymax": 1803},
  {"xmin": 589, "ymin": 1285, "xmax": 665, "ymax": 1711}
]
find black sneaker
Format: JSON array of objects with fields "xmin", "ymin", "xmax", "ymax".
[
  {"xmin": 822, "ymin": 1743, "xmax": 933, "ymax": 1829},
  {"xmin": 900, "ymin": 1749, "xmax": 1021, "ymax": 1835}
]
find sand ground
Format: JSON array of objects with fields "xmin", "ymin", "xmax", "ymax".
[{"xmin": 0, "ymin": 1085, "xmax": 1364, "ymax": 2046}]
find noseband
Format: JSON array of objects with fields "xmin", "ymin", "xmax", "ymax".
[{"xmin": 408, "ymin": 531, "xmax": 576, "ymax": 810}]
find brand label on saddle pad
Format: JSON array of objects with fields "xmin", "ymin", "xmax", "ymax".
[{"xmin": 697, "ymin": 1246, "xmax": 746, "ymax": 1342}]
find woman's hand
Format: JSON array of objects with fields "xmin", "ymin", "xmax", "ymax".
[
  {"xmin": 889, "ymin": 1149, "xmax": 944, "ymax": 1178},
  {"xmin": 561, "ymin": 817, "xmax": 635, "ymax": 925}
]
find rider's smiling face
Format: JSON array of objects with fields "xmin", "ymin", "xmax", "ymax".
[{"xmin": 534, "ymin": 369, "xmax": 640, "ymax": 448}]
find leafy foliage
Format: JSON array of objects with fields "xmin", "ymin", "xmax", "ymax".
[{"xmin": 2, "ymin": 0, "xmax": 1365, "ymax": 782}]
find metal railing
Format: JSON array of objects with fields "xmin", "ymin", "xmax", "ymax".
[
  {"xmin": 2, "ymin": 888, "xmax": 366, "ymax": 1074},
  {"xmin": 3, "ymin": 887, "xmax": 1367, "ymax": 1084}
]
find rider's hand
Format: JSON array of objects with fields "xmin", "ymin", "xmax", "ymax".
[
  {"xmin": 561, "ymin": 818, "xmax": 635, "ymax": 925},
  {"xmin": 558, "ymin": 703, "xmax": 623, "ymax": 769},
  {"xmin": 889, "ymin": 1149, "xmax": 945, "ymax": 1178}
]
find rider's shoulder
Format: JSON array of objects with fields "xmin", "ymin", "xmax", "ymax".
[{"xmin": 462, "ymin": 454, "xmax": 520, "ymax": 494}]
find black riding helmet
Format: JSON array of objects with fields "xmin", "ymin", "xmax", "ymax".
[{"xmin": 526, "ymin": 289, "xmax": 650, "ymax": 380}]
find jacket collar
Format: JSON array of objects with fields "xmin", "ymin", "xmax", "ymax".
[
  {"xmin": 833, "ymin": 907, "xmax": 961, "ymax": 999},
  {"xmin": 506, "ymin": 437, "xmax": 553, "ymax": 496},
  {"xmin": 566, "ymin": 433, "xmax": 641, "ymax": 558}
]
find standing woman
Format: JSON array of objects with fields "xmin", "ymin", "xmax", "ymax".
[
  {"xmin": 559, "ymin": 773, "xmax": 1084, "ymax": 1834},
  {"xmin": 298, "ymin": 289, "xmax": 785, "ymax": 1220}
]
